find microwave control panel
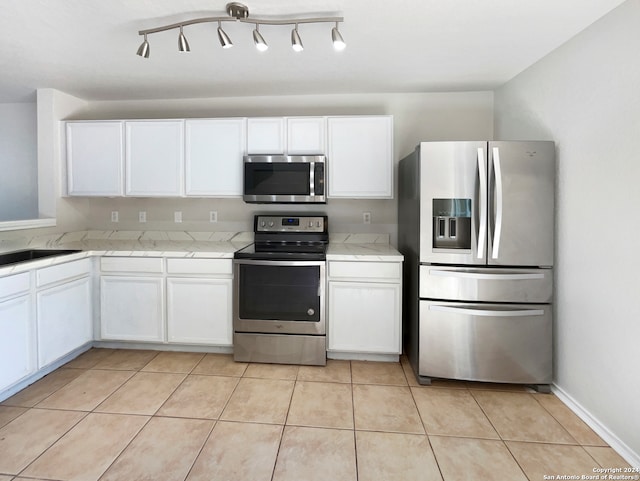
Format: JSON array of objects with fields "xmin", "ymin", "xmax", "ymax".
[{"xmin": 255, "ymin": 215, "xmax": 326, "ymax": 233}]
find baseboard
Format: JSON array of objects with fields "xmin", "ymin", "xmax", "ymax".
[
  {"xmin": 0, "ymin": 342, "xmax": 92, "ymax": 403},
  {"xmin": 552, "ymin": 383, "xmax": 640, "ymax": 467},
  {"xmin": 92, "ymin": 340, "xmax": 233, "ymax": 354},
  {"xmin": 327, "ymin": 351, "xmax": 399, "ymax": 362}
]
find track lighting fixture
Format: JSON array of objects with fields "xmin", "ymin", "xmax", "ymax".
[
  {"xmin": 178, "ymin": 26, "xmax": 190, "ymax": 52},
  {"xmin": 136, "ymin": 33, "xmax": 150, "ymax": 58},
  {"xmin": 217, "ymin": 21, "xmax": 233, "ymax": 48},
  {"xmin": 291, "ymin": 24, "xmax": 304, "ymax": 52},
  {"xmin": 252, "ymin": 24, "xmax": 268, "ymax": 52},
  {"xmin": 332, "ymin": 22, "xmax": 346, "ymax": 51},
  {"xmin": 135, "ymin": 2, "xmax": 344, "ymax": 58}
]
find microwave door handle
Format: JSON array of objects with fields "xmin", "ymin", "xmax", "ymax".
[
  {"xmin": 491, "ymin": 147, "xmax": 503, "ymax": 259},
  {"xmin": 309, "ymin": 161, "xmax": 315, "ymax": 196},
  {"xmin": 477, "ymin": 147, "xmax": 487, "ymax": 260}
]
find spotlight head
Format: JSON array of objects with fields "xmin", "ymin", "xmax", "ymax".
[
  {"xmin": 291, "ymin": 26, "xmax": 304, "ymax": 52},
  {"xmin": 332, "ymin": 25, "xmax": 346, "ymax": 51}
]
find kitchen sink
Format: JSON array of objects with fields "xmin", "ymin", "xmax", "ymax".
[{"xmin": 0, "ymin": 249, "xmax": 82, "ymax": 267}]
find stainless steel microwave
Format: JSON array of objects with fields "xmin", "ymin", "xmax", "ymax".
[{"xmin": 243, "ymin": 155, "xmax": 326, "ymax": 204}]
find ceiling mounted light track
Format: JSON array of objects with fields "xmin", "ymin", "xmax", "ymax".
[{"xmin": 135, "ymin": 2, "xmax": 345, "ymax": 58}]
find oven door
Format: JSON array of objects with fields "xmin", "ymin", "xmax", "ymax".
[{"xmin": 233, "ymin": 259, "xmax": 326, "ymax": 335}]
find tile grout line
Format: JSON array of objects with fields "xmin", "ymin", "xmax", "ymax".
[
  {"xmin": 406, "ymin": 379, "xmax": 446, "ymax": 481},
  {"xmin": 268, "ymin": 367, "xmax": 302, "ymax": 481},
  {"xmin": 14, "ymin": 408, "xmax": 91, "ymax": 479}
]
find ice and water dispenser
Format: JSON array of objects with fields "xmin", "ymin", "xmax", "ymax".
[{"xmin": 433, "ymin": 199, "xmax": 472, "ymax": 249}]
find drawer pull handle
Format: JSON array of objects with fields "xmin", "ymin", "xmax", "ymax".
[{"xmin": 429, "ymin": 269, "xmax": 544, "ymax": 281}]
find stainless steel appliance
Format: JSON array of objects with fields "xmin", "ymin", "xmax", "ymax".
[
  {"xmin": 233, "ymin": 214, "xmax": 328, "ymax": 365},
  {"xmin": 243, "ymin": 155, "xmax": 326, "ymax": 204},
  {"xmin": 398, "ymin": 141, "xmax": 555, "ymax": 390}
]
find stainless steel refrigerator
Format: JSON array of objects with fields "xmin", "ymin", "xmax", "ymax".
[{"xmin": 398, "ymin": 141, "xmax": 555, "ymax": 390}]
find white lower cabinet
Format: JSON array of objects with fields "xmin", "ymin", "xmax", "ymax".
[
  {"xmin": 0, "ymin": 294, "xmax": 35, "ymax": 391},
  {"xmin": 36, "ymin": 277, "xmax": 92, "ymax": 368},
  {"xmin": 327, "ymin": 260, "xmax": 402, "ymax": 355},
  {"xmin": 100, "ymin": 276, "xmax": 165, "ymax": 342},
  {"xmin": 167, "ymin": 278, "xmax": 233, "ymax": 345}
]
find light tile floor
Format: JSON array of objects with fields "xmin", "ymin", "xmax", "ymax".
[{"xmin": 0, "ymin": 348, "xmax": 632, "ymax": 481}]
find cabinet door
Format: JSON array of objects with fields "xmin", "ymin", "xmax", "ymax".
[
  {"xmin": 328, "ymin": 281, "xmax": 401, "ymax": 354},
  {"xmin": 247, "ymin": 118, "xmax": 286, "ymax": 154},
  {"xmin": 0, "ymin": 295, "xmax": 35, "ymax": 390},
  {"xmin": 66, "ymin": 122, "xmax": 124, "ymax": 196},
  {"xmin": 185, "ymin": 118, "xmax": 246, "ymax": 196},
  {"xmin": 167, "ymin": 278, "xmax": 232, "ymax": 345},
  {"xmin": 100, "ymin": 276, "xmax": 165, "ymax": 342},
  {"xmin": 37, "ymin": 277, "xmax": 92, "ymax": 368},
  {"xmin": 126, "ymin": 121, "xmax": 184, "ymax": 196},
  {"xmin": 327, "ymin": 116, "xmax": 394, "ymax": 198},
  {"xmin": 287, "ymin": 117, "xmax": 326, "ymax": 154}
]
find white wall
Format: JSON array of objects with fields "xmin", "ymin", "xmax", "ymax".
[
  {"xmin": 494, "ymin": 0, "xmax": 640, "ymax": 464},
  {"xmin": 73, "ymin": 91, "xmax": 494, "ymax": 242},
  {"xmin": 0, "ymin": 103, "xmax": 38, "ymax": 221}
]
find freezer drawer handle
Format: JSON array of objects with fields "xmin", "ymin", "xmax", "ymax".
[
  {"xmin": 477, "ymin": 147, "xmax": 487, "ymax": 259},
  {"xmin": 429, "ymin": 305, "xmax": 544, "ymax": 317},
  {"xmin": 429, "ymin": 269, "xmax": 545, "ymax": 281}
]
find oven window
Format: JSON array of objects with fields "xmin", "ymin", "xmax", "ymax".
[
  {"xmin": 238, "ymin": 264, "xmax": 320, "ymax": 322},
  {"xmin": 244, "ymin": 163, "xmax": 311, "ymax": 196}
]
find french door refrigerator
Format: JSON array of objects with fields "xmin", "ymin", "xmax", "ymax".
[{"xmin": 398, "ymin": 141, "xmax": 555, "ymax": 390}]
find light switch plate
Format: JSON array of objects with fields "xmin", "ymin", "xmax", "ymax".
[
  {"xmin": 111, "ymin": 211, "xmax": 119, "ymax": 222},
  {"xmin": 363, "ymin": 212, "xmax": 371, "ymax": 224},
  {"xmin": 139, "ymin": 211, "xmax": 147, "ymax": 223},
  {"xmin": 209, "ymin": 211, "xmax": 218, "ymax": 223},
  {"xmin": 174, "ymin": 211, "xmax": 182, "ymax": 223}
]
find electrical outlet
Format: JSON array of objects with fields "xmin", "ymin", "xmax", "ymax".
[
  {"xmin": 209, "ymin": 211, "xmax": 218, "ymax": 223},
  {"xmin": 111, "ymin": 211, "xmax": 119, "ymax": 223},
  {"xmin": 174, "ymin": 211, "xmax": 182, "ymax": 223},
  {"xmin": 363, "ymin": 212, "xmax": 371, "ymax": 224},
  {"xmin": 138, "ymin": 211, "xmax": 147, "ymax": 223}
]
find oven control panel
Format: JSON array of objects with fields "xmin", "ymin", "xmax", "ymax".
[{"xmin": 255, "ymin": 215, "xmax": 326, "ymax": 233}]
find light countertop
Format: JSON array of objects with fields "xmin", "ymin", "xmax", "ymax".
[{"xmin": 0, "ymin": 230, "xmax": 403, "ymax": 278}]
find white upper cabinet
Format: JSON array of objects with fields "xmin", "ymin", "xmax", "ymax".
[
  {"xmin": 66, "ymin": 121, "xmax": 124, "ymax": 196},
  {"xmin": 185, "ymin": 118, "xmax": 246, "ymax": 197},
  {"xmin": 327, "ymin": 116, "xmax": 394, "ymax": 198},
  {"xmin": 286, "ymin": 117, "xmax": 326, "ymax": 154},
  {"xmin": 247, "ymin": 117, "xmax": 286, "ymax": 154},
  {"xmin": 125, "ymin": 120, "xmax": 184, "ymax": 197}
]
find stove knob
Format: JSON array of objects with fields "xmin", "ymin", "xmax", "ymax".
[
  {"xmin": 260, "ymin": 221, "xmax": 266, "ymax": 227},
  {"xmin": 307, "ymin": 308, "xmax": 315, "ymax": 316},
  {"xmin": 269, "ymin": 221, "xmax": 274, "ymax": 227},
  {"xmin": 308, "ymin": 221, "xmax": 313, "ymax": 228}
]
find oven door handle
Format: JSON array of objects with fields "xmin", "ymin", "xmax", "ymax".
[{"xmin": 233, "ymin": 259, "xmax": 326, "ymax": 267}]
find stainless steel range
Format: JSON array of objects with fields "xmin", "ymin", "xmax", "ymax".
[{"xmin": 233, "ymin": 214, "xmax": 328, "ymax": 366}]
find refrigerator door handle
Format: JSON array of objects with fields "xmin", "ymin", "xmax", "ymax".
[
  {"xmin": 491, "ymin": 147, "xmax": 504, "ymax": 259},
  {"xmin": 429, "ymin": 269, "xmax": 545, "ymax": 281},
  {"xmin": 477, "ymin": 147, "xmax": 487, "ymax": 259},
  {"xmin": 429, "ymin": 305, "xmax": 545, "ymax": 317}
]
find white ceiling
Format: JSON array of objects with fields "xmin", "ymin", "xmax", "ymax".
[{"xmin": 0, "ymin": 0, "xmax": 627, "ymax": 103}]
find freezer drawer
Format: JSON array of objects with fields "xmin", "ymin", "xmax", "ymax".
[
  {"xmin": 419, "ymin": 301, "xmax": 552, "ymax": 384},
  {"xmin": 420, "ymin": 265, "xmax": 552, "ymax": 303}
]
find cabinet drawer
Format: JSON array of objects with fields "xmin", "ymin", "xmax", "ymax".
[
  {"xmin": 37, "ymin": 258, "xmax": 91, "ymax": 287},
  {"xmin": 167, "ymin": 258, "xmax": 232, "ymax": 275},
  {"xmin": 328, "ymin": 261, "xmax": 401, "ymax": 281},
  {"xmin": 101, "ymin": 257, "xmax": 164, "ymax": 274},
  {"xmin": 0, "ymin": 272, "xmax": 31, "ymax": 300}
]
